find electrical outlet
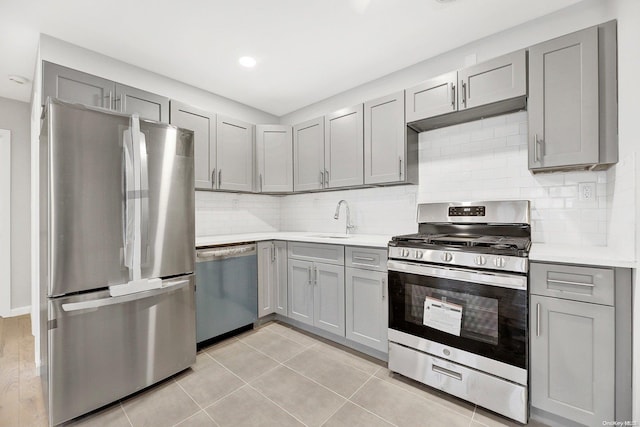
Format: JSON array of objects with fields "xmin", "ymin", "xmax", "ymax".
[{"xmin": 578, "ymin": 182, "xmax": 596, "ymax": 201}]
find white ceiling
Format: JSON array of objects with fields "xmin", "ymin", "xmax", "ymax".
[{"xmin": 0, "ymin": 0, "xmax": 584, "ymax": 116}]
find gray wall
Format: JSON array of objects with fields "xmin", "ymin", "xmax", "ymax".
[{"xmin": 0, "ymin": 96, "xmax": 30, "ymax": 310}]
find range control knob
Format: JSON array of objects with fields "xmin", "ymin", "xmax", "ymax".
[
  {"xmin": 440, "ymin": 252, "xmax": 453, "ymax": 262},
  {"xmin": 415, "ymin": 250, "xmax": 424, "ymax": 259},
  {"xmin": 474, "ymin": 255, "xmax": 486, "ymax": 266},
  {"xmin": 399, "ymin": 249, "xmax": 409, "ymax": 257},
  {"xmin": 494, "ymin": 257, "xmax": 506, "ymax": 268}
]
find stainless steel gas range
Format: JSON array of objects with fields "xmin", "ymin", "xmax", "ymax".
[{"xmin": 387, "ymin": 200, "xmax": 531, "ymax": 423}]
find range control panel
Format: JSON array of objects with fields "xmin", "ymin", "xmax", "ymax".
[{"xmin": 448, "ymin": 206, "xmax": 486, "ymax": 217}]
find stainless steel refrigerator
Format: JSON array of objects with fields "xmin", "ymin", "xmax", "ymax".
[{"xmin": 39, "ymin": 98, "xmax": 196, "ymax": 426}]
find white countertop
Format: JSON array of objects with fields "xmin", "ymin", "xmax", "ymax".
[
  {"xmin": 196, "ymin": 232, "xmax": 392, "ymax": 249},
  {"xmin": 529, "ymin": 243, "xmax": 636, "ymax": 269}
]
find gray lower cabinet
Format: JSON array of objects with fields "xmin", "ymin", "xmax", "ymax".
[
  {"xmin": 528, "ymin": 21, "xmax": 617, "ymax": 172},
  {"xmin": 530, "ymin": 260, "xmax": 632, "ymax": 426},
  {"xmin": 287, "ymin": 242, "xmax": 346, "ymax": 337},
  {"xmin": 345, "ymin": 267, "xmax": 387, "ymax": 352},
  {"xmin": 170, "ymin": 102, "xmax": 216, "ymax": 189},
  {"xmin": 530, "ymin": 295, "xmax": 614, "ymax": 426},
  {"xmin": 293, "ymin": 117, "xmax": 325, "ymax": 191},
  {"xmin": 217, "ymin": 115, "xmax": 255, "ymax": 192},
  {"xmin": 42, "ymin": 61, "xmax": 169, "ymax": 122},
  {"xmin": 364, "ymin": 91, "xmax": 417, "ymax": 185},
  {"xmin": 257, "ymin": 241, "xmax": 287, "ymax": 318},
  {"xmin": 256, "ymin": 125, "xmax": 293, "ymax": 193},
  {"xmin": 324, "ymin": 104, "xmax": 364, "ymax": 188}
]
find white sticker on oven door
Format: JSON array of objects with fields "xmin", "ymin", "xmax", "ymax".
[{"xmin": 423, "ymin": 296, "xmax": 463, "ymax": 336}]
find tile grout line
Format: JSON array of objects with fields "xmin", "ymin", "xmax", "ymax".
[
  {"xmin": 119, "ymin": 402, "xmax": 134, "ymax": 427},
  {"xmin": 245, "ymin": 382, "xmax": 310, "ymax": 427},
  {"xmin": 375, "ymin": 371, "xmax": 475, "ymax": 420},
  {"xmin": 342, "ymin": 366, "xmax": 400, "ymax": 427},
  {"xmin": 173, "ymin": 378, "xmax": 222, "ymax": 427}
]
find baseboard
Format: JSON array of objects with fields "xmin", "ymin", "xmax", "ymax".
[{"xmin": 10, "ymin": 305, "xmax": 31, "ymax": 317}]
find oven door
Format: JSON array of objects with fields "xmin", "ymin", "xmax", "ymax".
[{"xmin": 388, "ymin": 260, "xmax": 527, "ymax": 370}]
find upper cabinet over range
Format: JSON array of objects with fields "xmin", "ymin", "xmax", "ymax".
[
  {"xmin": 527, "ymin": 21, "xmax": 618, "ymax": 172},
  {"xmin": 42, "ymin": 61, "xmax": 169, "ymax": 123},
  {"xmin": 405, "ymin": 50, "xmax": 527, "ymax": 132}
]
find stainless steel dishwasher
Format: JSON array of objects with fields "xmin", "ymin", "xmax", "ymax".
[{"xmin": 195, "ymin": 243, "xmax": 257, "ymax": 345}]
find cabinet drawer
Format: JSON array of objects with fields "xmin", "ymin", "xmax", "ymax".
[
  {"xmin": 530, "ymin": 262, "xmax": 614, "ymax": 306},
  {"xmin": 346, "ymin": 247, "xmax": 388, "ymax": 272},
  {"xmin": 288, "ymin": 242, "xmax": 344, "ymax": 265}
]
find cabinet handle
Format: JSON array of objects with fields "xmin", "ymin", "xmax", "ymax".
[
  {"xmin": 314, "ymin": 266, "xmax": 318, "ymax": 285},
  {"xmin": 259, "ymin": 173, "xmax": 263, "ymax": 192},
  {"xmin": 108, "ymin": 91, "xmax": 114, "ymax": 110},
  {"xmin": 381, "ymin": 277, "xmax": 386, "ymax": 300},
  {"xmin": 450, "ymin": 84, "xmax": 455, "ymax": 109},
  {"xmin": 212, "ymin": 168, "xmax": 216, "ymax": 187},
  {"xmin": 536, "ymin": 303, "xmax": 541, "ymax": 337},
  {"xmin": 324, "ymin": 169, "xmax": 329, "ymax": 186},
  {"xmin": 308, "ymin": 266, "xmax": 312, "ymax": 284},
  {"xmin": 353, "ymin": 256, "xmax": 375, "ymax": 262},
  {"xmin": 546, "ymin": 278, "xmax": 595, "ymax": 288},
  {"xmin": 534, "ymin": 134, "xmax": 540, "ymax": 162},
  {"xmin": 461, "ymin": 81, "xmax": 467, "ymax": 108},
  {"xmin": 320, "ymin": 171, "xmax": 324, "ymax": 187},
  {"xmin": 218, "ymin": 169, "xmax": 222, "ymax": 186},
  {"xmin": 399, "ymin": 157, "xmax": 403, "ymax": 180},
  {"xmin": 432, "ymin": 364, "xmax": 462, "ymax": 381}
]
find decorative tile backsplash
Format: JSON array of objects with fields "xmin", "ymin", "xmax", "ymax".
[{"xmin": 197, "ymin": 110, "xmax": 613, "ymax": 247}]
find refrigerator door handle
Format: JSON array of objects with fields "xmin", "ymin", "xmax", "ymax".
[
  {"xmin": 122, "ymin": 128, "xmax": 136, "ymax": 272},
  {"xmin": 138, "ymin": 131, "xmax": 149, "ymax": 266},
  {"xmin": 61, "ymin": 278, "xmax": 191, "ymax": 312}
]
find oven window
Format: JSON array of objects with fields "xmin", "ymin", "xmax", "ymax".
[{"xmin": 408, "ymin": 284, "xmax": 499, "ymax": 345}]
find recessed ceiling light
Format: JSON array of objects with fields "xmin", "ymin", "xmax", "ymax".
[
  {"xmin": 238, "ymin": 56, "xmax": 257, "ymax": 68},
  {"xmin": 8, "ymin": 74, "xmax": 29, "ymax": 85}
]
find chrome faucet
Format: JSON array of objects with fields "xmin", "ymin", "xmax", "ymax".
[{"xmin": 334, "ymin": 200, "xmax": 356, "ymax": 235}]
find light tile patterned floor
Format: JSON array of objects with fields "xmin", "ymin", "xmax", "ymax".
[{"xmin": 0, "ymin": 317, "xmax": 548, "ymax": 427}]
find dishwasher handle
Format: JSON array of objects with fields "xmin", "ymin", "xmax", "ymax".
[{"xmin": 196, "ymin": 244, "xmax": 256, "ymax": 261}]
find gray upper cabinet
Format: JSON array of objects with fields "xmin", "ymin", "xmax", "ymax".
[
  {"xmin": 530, "ymin": 294, "xmax": 614, "ymax": 426},
  {"xmin": 405, "ymin": 51, "xmax": 527, "ymax": 132},
  {"xmin": 170, "ymin": 101, "xmax": 216, "ymax": 189},
  {"xmin": 528, "ymin": 21, "xmax": 618, "ymax": 172},
  {"xmin": 293, "ymin": 117, "xmax": 325, "ymax": 191},
  {"xmin": 43, "ymin": 61, "xmax": 114, "ymax": 109},
  {"xmin": 115, "ymin": 83, "xmax": 169, "ymax": 123},
  {"xmin": 325, "ymin": 104, "xmax": 364, "ymax": 188},
  {"xmin": 364, "ymin": 91, "xmax": 407, "ymax": 185},
  {"xmin": 256, "ymin": 125, "xmax": 293, "ymax": 193},
  {"xmin": 405, "ymin": 71, "xmax": 457, "ymax": 122},
  {"xmin": 217, "ymin": 116, "xmax": 255, "ymax": 192},
  {"xmin": 42, "ymin": 62, "xmax": 169, "ymax": 122},
  {"xmin": 458, "ymin": 49, "xmax": 526, "ymax": 110}
]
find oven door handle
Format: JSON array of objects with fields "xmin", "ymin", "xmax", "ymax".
[{"xmin": 387, "ymin": 260, "xmax": 527, "ymax": 291}]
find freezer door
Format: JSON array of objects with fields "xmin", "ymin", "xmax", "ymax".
[
  {"xmin": 139, "ymin": 120, "xmax": 195, "ymax": 279},
  {"xmin": 47, "ymin": 275, "xmax": 196, "ymax": 426},
  {"xmin": 45, "ymin": 100, "xmax": 131, "ymax": 296}
]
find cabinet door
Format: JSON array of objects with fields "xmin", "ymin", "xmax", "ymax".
[
  {"xmin": 345, "ymin": 268, "xmax": 387, "ymax": 352},
  {"xmin": 528, "ymin": 27, "xmax": 599, "ymax": 170},
  {"xmin": 274, "ymin": 241, "xmax": 288, "ymax": 316},
  {"xmin": 170, "ymin": 102, "xmax": 216, "ymax": 190},
  {"xmin": 530, "ymin": 295, "xmax": 614, "ymax": 426},
  {"xmin": 364, "ymin": 91, "xmax": 405, "ymax": 184},
  {"xmin": 257, "ymin": 241, "xmax": 275, "ymax": 318},
  {"xmin": 458, "ymin": 49, "xmax": 526, "ymax": 110},
  {"xmin": 287, "ymin": 259, "xmax": 314, "ymax": 326},
  {"xmin": 115, "ymin": 83, "xmax": 169, "ymax": 123},
  {"xmin": 325, "ymin": 104, "xmax": 364, "ymax": 188},
  {"xmin": 313, "ymin": 262, "xmax": 345, "ymax": 336},
  {"xmin": 42, "ymin": 61, "xmax": 114, "ymax": 109},
  {"xmin": 293, "ymin": 117, "xmax": 325, "ymax": 191},
  {"xmin": 405, "ymin": 71, "xmax": 457, "ymax": 122},
  {"xmin": 217, "ymin": 116, "xmax": 255, "ymax": 192},
  {"xmin": 256, "ymin": 125, "xmax": 293, "ymax": 193}
]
